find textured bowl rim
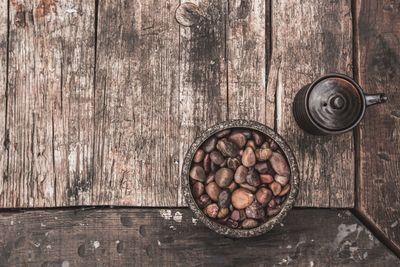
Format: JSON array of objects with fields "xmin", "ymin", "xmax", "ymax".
[{"xmin": 182, "ymin": 119, "xmax": 300, "ymax": 238}]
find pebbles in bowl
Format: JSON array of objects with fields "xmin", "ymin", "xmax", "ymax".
[{"xmin": 189, "ymin": 128, "xmax": 291, "ymax": 229}]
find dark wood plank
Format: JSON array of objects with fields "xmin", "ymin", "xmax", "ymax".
[
  {"xmin": 0, "ymin": 208, "xmax": 398, "ymax": 266},
  {"xmin": 227, "ymin": 0, "xmax": 268, "ymax": 122},
  {"xmin": 178, "ymin": 0, "xmax": 228, "ymax": 205},
  {"xmin": 94, "ymin": 0, "xmax": 181, "ymax": 205},
  {"xmin": 2, "ymin": 0, "xmax": 95, "ymax": 207},
  {"xmin": 266, "ymin": 0, "xmax": 354, "ymax": 207},
  {"xmin": 355, "ymin": 0, "xmax": 400, "ymax": 255},
  {"xmin": 0, "ymin": 0, "xmax": 7, "ymax": 205}
]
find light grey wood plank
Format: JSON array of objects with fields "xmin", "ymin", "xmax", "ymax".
[
  {"xmin": 266, "ymin": 0, "xmax": 354, "ymax": 207},
  {"xmin": 0, "ymin": 0, "xmax": 7, "ymax": 206},
  {"xmin": 2, "ymin": 0, "xmax": 95, "ymax": 207}
]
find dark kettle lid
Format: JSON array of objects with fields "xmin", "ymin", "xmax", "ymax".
[{"xmin": 307, "ymin": 76, "xmax": 364, "ymax": 131}]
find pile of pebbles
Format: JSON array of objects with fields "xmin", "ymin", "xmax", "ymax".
[{"xmin": 189, "ymin": 128, "xmax": 291, "ymax": 229}]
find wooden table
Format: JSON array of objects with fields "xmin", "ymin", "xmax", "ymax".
[{"xmin": 0, "ymin": 0, "xmax": 399, "ymax": 265}]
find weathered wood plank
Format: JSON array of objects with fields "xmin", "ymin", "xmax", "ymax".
[
  {"xmin": 355, "ymin": 0, "xmax": 400, "ymax": 255},
  {"xmin": 0, "ymin": 0, "xmax": 7, "ymax": 206},
  {"xmin": 2, "ymin": 0, "xmax": 95, "ymax": 207},
  {"xmin": 266, "ymin": 0, "xmax": 354, "ymax": 207},
  {"xmin": 94, "ymin": 0, "xmax": 181, "ymax": 206},
  {"xmin": 227, "ymin": 0, "xmax": 268, "ymax": 123},
  {"xmin": 0, "ymin": 208, "xmax": 398, "ymax": 266},
  {"xmin": 178, "ymin": 0, "xmax": 228, "ymax": 205}
]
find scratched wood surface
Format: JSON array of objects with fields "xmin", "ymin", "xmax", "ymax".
[
  {"xmin": 0, "ymin": 208, "xmax": 398, "ymax": 266},
  {"xmin": 355, "ymin": 0, "xmax": 400, "ymax": 255},
  {"xmin": 266, "ymin": 0, "xmax": 354, "ymax": 208},
  {"xmin": 0, "ymin": 0, "xmax": 358, "ymax": 208},
  {"xmin": 0, "ymin": 0, "xmax": 6, "ymax": 208}
]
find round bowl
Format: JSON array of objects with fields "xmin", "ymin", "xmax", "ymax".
[{"xmin": 182, "ymin": 119, "xmax": 299, "ymax": 238}]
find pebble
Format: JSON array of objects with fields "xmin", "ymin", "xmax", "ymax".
[
  {"xmin": 215, "ymin": 129, "xmax": 231, "ymax": 138},
  {"xmin": 190, "ymin": 166, "xmax": 206, "ymax": 182},
  {"xmin": 256, "ymin": 187, "xmax": 273, "ymax": 207},
  {"xmin": 231, "ymin": 188, "xmax": 254, "ymax": 209},
  {"xmin": 268, "ymin": 198, "xmax": 277, "ymax": 208},
  {"xmin": 261, "ymin": 142, "xmax": 270, "ymax": 149},
  {"xmin": 193, "ymin": 182, "xmax": 204, "ymax": 198},
  {"xmin": 234, "ymin": 165, "xmax": 248, "ymax": 184},
  {"xmin": 203, "ymin": 154, "xmax": 211, "ymax": 173},
  {"xmin": 255, "ymin": 148, "xmax": 272, "ymax": 161},
  {"xmin": 203, "ymin": 137, "xmax": 217, "ymax": 153},
  {"xmin": 269, "ymin": 152, "xmax": 290, "ymax": 176},
  {"xmin": 260, "ymin": 174, "xmax": 274, "ymax": 184},
  {"xmin": 210, "ymin": 151, "xmax": 225, "ymax": 165},
  {"xmin": 279, "ymin": 184, "xmax": 291, "ymax": 196},
  {"xmin": 227, "ymin": 181, "xmax": 237, "ymax": 192},
  {"xmin": 217, "ymin": 208, "xmax": 229, "ymax": 219},
  {"xmin": 215, "ymin": 168, "xmax": 234, "ymax": 188},
  {"xmin": 270, "ymin": 141, "xmax": 279, "ymax": 151},
  {"xmin": 218, "ymin": 189, "xmax": 231, "ymax": 208},
  {"xmin": 246, "ymin": 140, "xmax": 256, "ymax": 150},
  {"xmin": 217, "ymin": 138, "xmax": 240, "ymax": 157},
  {"xmin": 254, "ymin": 162, "xmax": 269, "ymax": 174},
  {"xmin": 227, "ymin": 158, "xmax": 241, "ymax": 170},
  {"xmin": 229, "ymin": 132, "xmax": 247, "ymax": 148},
  {"xmin": 242, "ymin": 219, "xmax": 259, "ymax": 229},
  {"xmin": 193, "ymin": 149, "xmax": 205, "ymax": 163},
  {"xmin": 204, "ymin": 203, "xmax": 219, "ymax": 218},
  {"xmin": 252, "ymin": 131, "xmax": 264, "ymax": 146},
  {"xmin": 205, "ymin": 182, "xmax": 221, "ymax": 201},
  {"xmin": 246, "ymin": 168, "xmax": 260, "ymax": 187},
  {"xmin": 240, "ymin": 183, "xmax": 257, "ymax": 193},
  {"xmin": 245, "ymin": 201, "xmax": 265, "ymax": 219},
  {"xmin": 206, "ymin": 174, "xmax": 215, "ymax": 184},
  {"xmin": 230, "ymin": 210, "xmax": 240, "ymax": 221},
  {"xmin": 267, "ymin": 207, "xmax": 281, "ymax": 217},
  {"xmin": 275, "ymin": 174, "xmax": 289, "ymax": 186},
  {"xmin": 242, "ymin": 147, "xmax": 256, "ymax": 167},
  {"xmin": 270, "ymin": 182, "xmax": 282, "ymax": 196},
  {"xmin": 197, "ymin": 194, "xmax": 211, "ymax": 208},
  {"xmin": 226, "ymin": 219, "xmax": 239, "ymax": 229}
]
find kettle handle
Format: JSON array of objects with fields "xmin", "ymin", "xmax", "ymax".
[{"xmin": 365, "ymin": 93, "xmax": 388, "ymax": 107}]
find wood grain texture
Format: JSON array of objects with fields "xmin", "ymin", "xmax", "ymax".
[
  {"xmin": 355, "ymin": 0, "xmax": 400, "ymax": 255},
  {"xmin": 227, "ymin": 0, "xmax": 268, "ymax": 122},
  {"xmin": 2, "ymin": 0, "xmax": 95, "ymax": 208},
  {"xmin": 0, "ymin": 0, "xmax": 7, "ymax": 207},
  {"xmin": 178, "ymin": 0, "xmax": 228, "ymax": 205},
  {"xmin": 0, "ymin": 208, "xmax": 398, "ymax": 266},
  {"xmin": 94, "ymin": 0, "xmax": 181, "ymax": 205},
  {"xmin": 266, "ymin": 0, "xmax": 354, "ymax": 207}
]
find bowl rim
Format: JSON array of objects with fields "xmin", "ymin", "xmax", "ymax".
[{"xmin": 182, "ymin": 119, "xmax": 300, "ymax": 238}]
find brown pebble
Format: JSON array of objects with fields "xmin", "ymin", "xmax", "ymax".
[
  {"xmin": 193, "ymin": 149, "xmax": 205, "ymax": 163},
  {"xmin": 203, "ymin": 137, "xmax": 217, "ymax": 153},
  {"xmin": 279, "ymin": 184, "xmax": 291, "ymax": 196},
  {"xmin": 227, "ymin": 181, "xmax": 237, "ymax": 192},
  {"xmin": 216, "ymin": 129, "xmax": 231, "ymax": 138},
  {"xmin": 240, "ymin": 183, "xmax": 257, "ymax": 193},
  {"xmin": 190, "ymin": 165, "xmax": 206, "ymax": 182},
  {"xmin": 246, "ymin": 140, "xmax": 256, "ymax": 150},
  {"xmin": 242, "ymin": 219, "xmax": 259, "ymax": 229},
  {"xmin": 234, "ymin": 165, "xmax": 248, "ymax": 184},
  {"xmin": 217, "ymin": 208, "xmax": 230, "ymax": 218},
  {"xmin": 242, "ymin": 147, "xmax": 256, "ymax": 167},
  {"xmin": 261, "ymin": 142, "xmax": 270, "ymax": 149},
  {"xmin": 246, "ymin": 168, "xmax": 260, "ymax": 187},
  {"xmin": 205, "ymin": 182, "xmax": 221, "ymax": 201},
  {"xmin": 270, "ymin": 141, "xmax": 279, "ymax": 151},
  {"xmin": 218, "ymin": 189, "xmax": 231, "ymax": 208},
  {"xmin": 252, "ymin": 131, "xmax": 264, "ymax": 146},
  {"xmin": 216, "ymin": 138, "xmax": 240, "ymax": 157},
  {"xmin": 245, "ymin": 201, "xmax": 265, "ymax": 219},
  {"xmin": 229, "ymin": 132, "xmax": 247, "ymax": 148},
  {"xmin": 275, "ymin": 174, "xmax": 289, "ymax": 186},
  {"xmin": 268, "ymin": 198, "xmax": 277, "ymax": 208},
  {"xmin": 267, "ymin": 207, "xmax": 281, "ymax": 217},
  {"xmin": 206, "ymin": 174, "xmax": 215, "ymax": 184},
  {"xmin": 254, "ymin": 162, "xmax": 269, "ymax": 174},
  {"xmin": 204, "ymin": 203, "xmax": 219, "ymax": 218},
  {"xmin": 215, "ymin": 168, "xmax": 234, "ymax": 188},
  {"xmin": 230, "ymin": 210, "xmax": 240, "ymax": 221},
  {"xmin": 255, "ymin": 148, "xmax": 272, "ymax": 161},
  {"xmin": 210, "ymin": 151, "xmax": 225, "ymax": 165},
  {"xmin": 260, "ymin": 174, "xmax": 274, "ymax": 184},
  {"xmin": 256, "ymin": 187, "xmax": 273, "ymax": 207},
  {"xmin": 227, "ymin": 158, "xmax": 241, "ymax": 170},
  {"xmin": 270, "ymin": 182, "xmax": 282, "ymax": 196},
  {"xmin": 197, "ymin": 194, "xmax": 211, "ymax": 208},
  {"xmin": 231, "ymin": 188, "xmax": 254, "ymax": 209},
  {"xmin": 270, "ymin": 152, "xmax": 290, "ymax": 176},
  {"xmin": 203, "ymin": 154, "xmax": 211, "ymax": 173},
  {"xmin": 192, "ymin": 182, "xmax": 205, "ymax": 198}
]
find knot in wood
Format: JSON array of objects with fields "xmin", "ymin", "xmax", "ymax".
[{"xmin": 175, "ymin": 2, "xmax": 205, "ymax": 27}]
